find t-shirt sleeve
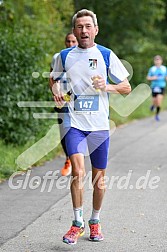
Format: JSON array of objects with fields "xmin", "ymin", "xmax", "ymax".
[
  {"xmin": 147, "ymin": 67, "xmax": 153, "ymax": 77},
  {"xmin": 108, "ymin": 51, "xmax": 130, "ymax": 84},
  {"xmin": 50, "ymin": 53, "xmax": 64, "ymax": 80}
]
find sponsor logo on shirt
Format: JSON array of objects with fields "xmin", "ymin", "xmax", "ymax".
[{"xmin": 89, "ymin": 59, "xmax": 97, "ymax": 69}]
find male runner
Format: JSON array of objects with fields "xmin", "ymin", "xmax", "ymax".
[{"xmin": 50, "ymin": 9, "xmax": 131, "ymax": 245}]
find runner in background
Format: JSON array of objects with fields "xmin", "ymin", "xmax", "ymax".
[{"xmin": 147, "ymin": 55, "xmax": 167, "ymax": 121}]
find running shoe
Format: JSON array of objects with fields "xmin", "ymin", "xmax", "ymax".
[
  {"xmin": 63, "ymin": 220, "xmax": 85, "ymax": 245},
  {"xmin": 155, "ymin": 115, "xmax": 160, "ymax": 121},
  {"xmin": 150, "ymin": 105, "xmax": 155, "ymax": 112},
  {"xmin": 61, "ymin": 158, "xmax": 72, "ymax": 176},
  {"xmin": 88, "ymin": 219, "xmax": 104, "ymax": 241}
]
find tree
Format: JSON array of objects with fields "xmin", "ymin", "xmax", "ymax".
[
  {"xmin": 0, "ymin": 0, "xmax": 75, "ymax": 144},
  {"xmin": 73, "ymin": 0, "xmax": 167, "ymax": 85}
]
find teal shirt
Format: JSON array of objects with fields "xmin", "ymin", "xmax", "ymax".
[{"xmin": 147, "ymin": 65, "xmax": 167, "ymax": 88}]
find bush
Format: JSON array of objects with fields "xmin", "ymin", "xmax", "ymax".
[{"xmin": 0, "ymin": 28, "xmax": 51, "ymax": 145}]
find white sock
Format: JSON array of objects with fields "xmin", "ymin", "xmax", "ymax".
[
  {"xmin": 73, "ymin": 207, "xmax": 84, "ymax": 225},
  {"xmin": 90, "ymin": 208, "xmax": 101, "ymax": 221}
]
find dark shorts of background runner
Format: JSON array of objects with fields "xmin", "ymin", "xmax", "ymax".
[{"xmin": 152, "ymin": 87, "xmax": 165, "ymax": 97}]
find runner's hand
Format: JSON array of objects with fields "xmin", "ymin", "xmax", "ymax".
[
  {"xmin": 52, "ymin": 80, "xmax": 65, "ymax": 107},
  {"xmin": 91, "ymin": 75, "xmax": 106, "ymax": 91}
]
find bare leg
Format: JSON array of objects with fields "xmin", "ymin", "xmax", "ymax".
[
  {"xmin": 70, "ymin": 153, "xmax": 85, "ymax": 208},
  {"xmin": 156, "ymin": 94, "xmax": 163, "ymax": 108},
  {"xmin": 92, "ymin": 167, "xmax": 106, "ymax": 210},
  {"xmin": 152, "ymin": 97, "xmax": 157, "ymax": 107}
]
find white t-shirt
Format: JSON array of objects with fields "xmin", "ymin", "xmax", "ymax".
[
  {"xmin": 51, "ymin": 53, "xmax": 59, "ymax": 69},
  {"xmin": 51, "ymin": 44, "xmax": 129, "ymax": 131}
]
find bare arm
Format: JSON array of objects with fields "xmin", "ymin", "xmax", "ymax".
[
  {"xmin": 92, "ymin": 76, "xmax": 131, "ymax": 94},
  {"xmin": 105, "ymin": 78, "xmax": 131, "ymax": 94},
  {"xmin": 146, "ymin": 75, "xmax": 157, "ymax": 81},
  {"xmin": 49, "ymin": 67, "xmax": 54, "ymax": 93},
  {"xmin": 49, "ymin": 68, "xmax": 65, "ymax": 107}
]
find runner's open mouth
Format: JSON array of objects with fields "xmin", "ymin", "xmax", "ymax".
[{"xmin": 81, "ymin": 36, "xmax": 89, "ymax": 39}]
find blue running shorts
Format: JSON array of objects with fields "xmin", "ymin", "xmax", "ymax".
[{"xmin": 65, "ymin": 127, "xmax": 110, "ymax": 169}]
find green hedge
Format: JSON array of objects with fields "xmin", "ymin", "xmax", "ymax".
[{"xmin": 0, "ymin": 28, "xmax": 51, "ymax": 145}]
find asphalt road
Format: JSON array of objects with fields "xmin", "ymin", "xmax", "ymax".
[{"xmin": 0, "ymin": 112, "xmax": 167, "ymax": 252}]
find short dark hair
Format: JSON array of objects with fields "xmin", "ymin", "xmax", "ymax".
[{"xmin": 65, "ymin": 32, "xmax": 74, "ymax": 42}]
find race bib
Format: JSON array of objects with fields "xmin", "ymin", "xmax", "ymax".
[
  {"xmin": 153, "ymin": 87, "xmax": 161, "ymax": 93},
  {"xmin": 74, "ymin": 95, "xmax": 99, "ymax": 114}
]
